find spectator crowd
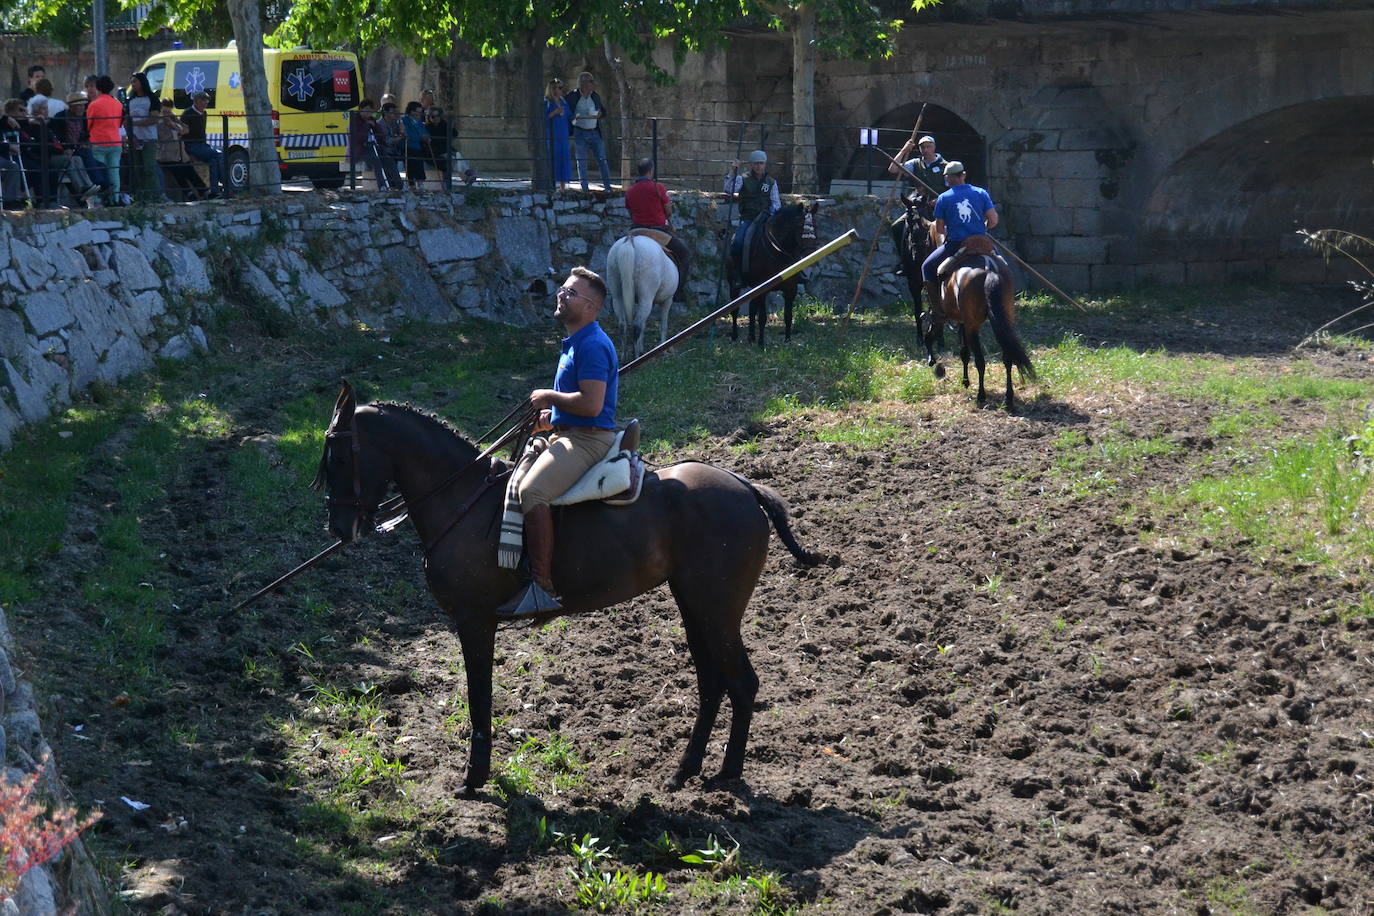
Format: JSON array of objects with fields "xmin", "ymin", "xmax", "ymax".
[
  {"xmin": 347, "ymin": 88, "xmax": 478, "ymax": 191},
  {"xmin": 3, "ymin": 63, "xmax": 230, "ymax": 210}
]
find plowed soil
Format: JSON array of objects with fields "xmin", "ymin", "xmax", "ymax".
[{"xmin": 21, "ymin": 292, "xmax": 1374, "ymax": 914}]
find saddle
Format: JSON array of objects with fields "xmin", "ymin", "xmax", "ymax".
[
  {"xmin": 629, "ymin": 227, "xmax": 687, "ymax": 281},
  {"xmin": 936, "ymin": 235, "xmax": 1000, "ymax": 277},
  {"xmin": 740, "ymin": 217, "xmax": 767, "ymax": 278},
  {"xmin": 551, "ymin": 418, "xmax": 646, "ymax": 508}
]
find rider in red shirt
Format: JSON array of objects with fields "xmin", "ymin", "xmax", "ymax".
[{"xmin": 624, "ymin": 158, "xmax": 691, "ymax": 302}]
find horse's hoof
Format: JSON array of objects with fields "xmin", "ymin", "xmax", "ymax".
[{"xmin": 933, "ymin": 363, "xmax": 946, "ymax": 379}]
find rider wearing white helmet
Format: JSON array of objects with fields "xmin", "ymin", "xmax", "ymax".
[{"xmin": 724, "ymin": 149, "xmax": 781, "ymax": 277}]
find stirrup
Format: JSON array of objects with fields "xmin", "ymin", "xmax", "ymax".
[{"xmin": 494, "ymin": 581, "xmax": 563, "ymax": 617}]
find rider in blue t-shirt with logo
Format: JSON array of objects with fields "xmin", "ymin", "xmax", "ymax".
[{"xmin": 922, "ymin": 160, "xmax": 999, "ymax": 316}]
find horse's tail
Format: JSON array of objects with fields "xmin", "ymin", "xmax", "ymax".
[
  {"xmin": 738, "ymin": 476, "xmax": 822, "ymax": 567},
  {"xmin": 984, "ymin": 264, "xmax": 1036, "ymax": 381},
  {"xmin": 607, "ymin": 238, "xmax": 635, "ymax": 327}
]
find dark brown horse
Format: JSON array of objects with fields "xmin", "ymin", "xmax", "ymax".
[
  {"xmin": 928, "ymin": 236, "xmax": 1036, "ymax": 410},
  {"xmin": 313, "ymin": 383, "xmax": 820, "ymax": 794},
  {"xmin": 727, "ymin": 202, "xmax": 819, "ymax": 347},
  {"xmin": 891, "ymin": 193, "xmax": 936, "ymax": 322}
]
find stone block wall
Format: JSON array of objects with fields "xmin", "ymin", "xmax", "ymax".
[
  {"xmin": 0, "ymin": 607, "xmax": 107, "ymax": 915},
  {"xmin": 0, "ymin": 190, "xmax": 905, "ymax": 451}
]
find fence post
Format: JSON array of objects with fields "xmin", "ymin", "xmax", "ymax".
[
  {"xmin": 651, "ymin": 117, "xmax": 658, "ymax": 174},
  {"xmin": 446, "ymin": 115, "xmax": 454, "ymax": 194},
  {"xmin": 866, "ymin": 143, "xmax": 873, "ymax": 196},
  {"xmin": 221, "ymin": 113, "xmax": 230, "ymax": 194},
  {"xmin": 39, "ymin": 120, "xmax": 50, "ymax": 208}
]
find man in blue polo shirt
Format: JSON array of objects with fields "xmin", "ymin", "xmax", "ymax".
[
  {"xmin": 922, "ymin": 160, "xmax": 998, "ymax": 317},
  {"xmin": 498, "ymin": 266, "xmax": 619, "ymax": 615}
]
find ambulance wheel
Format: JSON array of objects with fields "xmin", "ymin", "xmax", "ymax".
[{"xmin": 226, "ymin": 149, "xmax": 250, "ymax": 192}]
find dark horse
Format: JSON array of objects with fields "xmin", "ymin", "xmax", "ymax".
[
  {"xmin": 726, "ymin": 202, "xmax": 819, "ymax": 347},
  {"xmin": 314, "ymin": 383, "xmax": 820, "ymax": 794},
  {"xmin": 929, "ymin": 236, "xmax": 1036, "ymax": 411},
  {"xmin": 892, "ymin": 192, "xmax": 944, "ymax": 359}
]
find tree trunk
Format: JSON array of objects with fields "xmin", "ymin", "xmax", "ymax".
[
  {"xmin": 604, "ymin": 37, "xmax": 632, "ymax": 185},
  {"xmin": 525, "ymin": 24, "xmax": 552, "ymax": 191},
  {"xmin": 790, "ymin": 3, "xmax": 818, "ymax": 193},
  {"xmin": 226, "ymin": 0, "xmax": 281, "ymax": 195}
]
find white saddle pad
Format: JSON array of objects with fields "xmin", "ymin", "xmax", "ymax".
[{"xmin": 552, "ymin": 429, "xmax": 631, "ymax": 506}]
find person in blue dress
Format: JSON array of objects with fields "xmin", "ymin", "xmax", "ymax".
[{"xmin": 543, "ymin": 79, "xmax": 572, "ymax": 190}]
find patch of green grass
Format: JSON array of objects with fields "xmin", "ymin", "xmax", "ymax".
[
  {"xmin": 1203, "ymin": 876, "xmax": 1259, "ymax": 916},
  {"xmin": 1208, "ymin": 408, "xmax": 1280, "ymax": 440},
  {"xmin": 1172, "ymin": 423, "xmax": 1373, "ymax": 569},
  {"xmin": 1049, "ymin": 427, "xmax": 1181, "ymax": 497},
  {"xmin": 0, "ymin": 405, "xmax": 126, "ymax": 604},
  {"xmin": 624, "ymin": 315, "xmax": 933, "ymax": 453},
  {"xmin": 810, "ymin": 421, "xmax": 907, "ymax": 449},
  {"xmin": 492, "ymin": 734, "xmax": 586, "ymax": 800}
]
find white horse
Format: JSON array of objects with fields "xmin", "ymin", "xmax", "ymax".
[{"xmin": 605, "ymin": 234, "xmax": 679, "ymax": 358}]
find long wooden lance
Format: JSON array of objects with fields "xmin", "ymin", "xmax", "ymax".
[
  {"xmin": 872, "ymin": 146, "xmax": 1090, "ymax": 314},
  {"xmin": 712, "ymin": 120, "xmax": 750, "ymax": 338},
  {"xmin": 232, "ymin": 229, "xmax": 860, "ymax": 610},
  {"xmin": 844, "ymin": 103, "xmax": 927, "ymax": 331}
]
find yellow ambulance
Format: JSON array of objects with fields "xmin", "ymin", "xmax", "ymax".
[{"xmin": 137, "ymin": 42, "xmax": 365, "ymax": 190}]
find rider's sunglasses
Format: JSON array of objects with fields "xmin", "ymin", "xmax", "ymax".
[{"xmin": 556, "ymin": 286, "xmax": 592, "ymax": 303}]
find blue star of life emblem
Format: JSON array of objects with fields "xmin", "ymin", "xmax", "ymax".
[
  {"xmin": 228, "ymin": 71, "xmax": 241, "ymax": 89},
  {"xmin": 286, "ymin": 68, "xmax": 314, "ymax": 103},
  {"xmin": 185, "ymin": 67, "xmax": 207, "ymax": 94}
]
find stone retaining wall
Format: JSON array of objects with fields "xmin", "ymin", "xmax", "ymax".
[
  {"xmin": 0, "ymin": 607, "xmax": 107, "ymax": 914},
  {"xmin": 0, "ymin": 189, "xmax": 904, "ymax": 451}
]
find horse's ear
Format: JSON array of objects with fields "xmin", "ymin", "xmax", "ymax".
[
  {"xmin": 331, "ymin": 381, "xmax": 356, "ymax": 430},
  {"xmin": 808, "ymin": 201, "xmax": 819, "ymax": 215}
]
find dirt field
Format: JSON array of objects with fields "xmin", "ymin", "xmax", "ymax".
[{"xmin": 18, "ymin": 291, "xmax": 1374, "ymax": 914}]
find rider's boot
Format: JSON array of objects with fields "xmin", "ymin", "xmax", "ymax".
[
  {"xmin": 495, "ymin": 503, "xmax": 563, "ymax": 617},
  {"xmin": 923, "ymin": 279, "xmax": 945, "ymax": 318}
]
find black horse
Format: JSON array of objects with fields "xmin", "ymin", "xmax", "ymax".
[
  {"xmin": 313, "ymin": 383, "xmax": 821, "ymax": 794},
  {"xmin": 892, "ymin": 193, "xmax": 944, "ymax": 361},
  {"xmin": 726, "ymin": 202, "xmax": 819, "ymax": 347}
]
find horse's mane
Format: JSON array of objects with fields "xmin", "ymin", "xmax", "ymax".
[{"xmin": 370, "ymin": 401, "xmax": 476, "ymax": 450}]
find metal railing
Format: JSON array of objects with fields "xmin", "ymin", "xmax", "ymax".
[{"xmin": 2, "ymin": 107, "xmax": 989, "ymax": 209}]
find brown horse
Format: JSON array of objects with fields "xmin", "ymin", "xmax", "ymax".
[
  {"xmin": 926, "ymin": 233, "xmax": 1036, "ymax": 410},
  {"xmin": 313, "ymin": 383, "xmax": 820, "ymax": 794},
  {"xmin": 727, "ymin": 203, "xmax": 819, "ymax": 348}
]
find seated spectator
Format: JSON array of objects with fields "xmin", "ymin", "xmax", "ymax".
[
  {"xmin": 27, "ymin": 77, "xmax": 66, "ymax": 118},
  {"xmin": 2, "ymin": 98, "xmax": 40, "ymax": 207},
  {"xmin": 156, "ymin": 101, "xmax": 206, "ymax": 201},
  {"xmin": 181, "ymin": 90, "xmax": 225, "ymax": 197},
  {"xmin": 41, "ymin": 99, "xmax": 102, "ymax": 206},
  {"xmin": 0, "ymin": 102, "xmax": 26, "ymax": 208},
  {"xmin": 61, "ymin": 92, "xmax": 109, "ymax": 191}
]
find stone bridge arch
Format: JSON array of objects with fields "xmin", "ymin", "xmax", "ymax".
[{"xmin": 1139, "ymin": 96, "xmax": 1374, "ymax": 282}]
